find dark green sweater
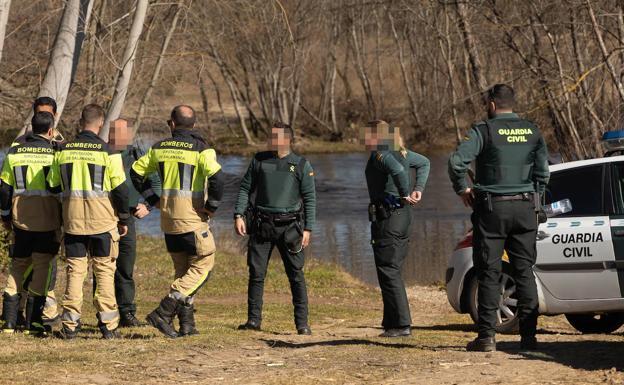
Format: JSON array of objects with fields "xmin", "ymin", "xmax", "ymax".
[
  {"xmin": 234, "ymin": 151, "xmax": 316, "ymax": 231},
  {"xmin": 365, "ymin": 150, "xmax": 431, "ymax": 202}
]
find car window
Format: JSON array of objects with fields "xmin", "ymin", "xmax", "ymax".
[
  {"xmin": 611, "ymin": 162, "xmax": 624, "ymax": 214},
  {"xmin": 545, "ymin": 165, "xmax": 603, "ymax": 216}
]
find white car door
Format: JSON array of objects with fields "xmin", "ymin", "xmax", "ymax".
[{"xmin": 534, "ymin": 164, "xmax": 621, "ymax": 300}]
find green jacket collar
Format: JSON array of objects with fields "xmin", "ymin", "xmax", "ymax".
[{"xmin": 491, "ymin": 112, "xmax": 519, "ymax": 120}]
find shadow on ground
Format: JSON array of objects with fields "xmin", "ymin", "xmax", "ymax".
[
  {"xmin": 498, "ymin": 340, "xmax": 624, "ymax": 371},
  {"xmin": 261, "ymin": 338, "xmax": 418, "ymax": 349}
]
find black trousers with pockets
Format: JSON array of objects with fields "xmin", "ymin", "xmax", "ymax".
[
  {"xmin": 471, "ymin": 198, "xmax": 538, "ymax": 338},
  {"xmin": 246, "ymin": 221, "xmax": 308, "ymax": 328},
  {"xmin": 114, "ymin": 216, "xmax": 137, "ymax": 316},
  {"xmin": 371, "ymin": 205, "xmax": 412, "ymax": 330}
]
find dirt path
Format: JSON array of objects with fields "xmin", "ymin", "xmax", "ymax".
[{"xmin": 111, "ymin": 287, "xmax": 624, "ymax": 384}]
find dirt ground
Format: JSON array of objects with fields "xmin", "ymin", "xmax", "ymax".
[{"xmin": 0, "ymin": 237, "xmax": 623, "ymax": 385}]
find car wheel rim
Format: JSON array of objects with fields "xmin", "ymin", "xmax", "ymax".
[
  {"xmin": 498, "ymin": 274, "xmax": 518, "ymax": 325},
  {"xmin": 473, "ymin": 272, "xmax": 519, "ymax": 327}
]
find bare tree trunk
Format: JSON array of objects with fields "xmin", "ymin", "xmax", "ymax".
[
  {"xmin": 206, "ymin": 70, "xmax": 234, "ymax": 136},
  {"xmin": 456, "ymin": 1, "xmax": 488, "ymax": 102},
  {"xmin": 199, "ymin": 75, "xmax": 213, "ymax": 140},
  {"xmin": 387, "ymin": 9, "xmax": 422, "ymax": 127},
  {"xmin": 135, "ymin": 3, "xmax": 181, "ymax": 134},
  {"xmin": 349, "ymin": 8, "xmax": 376, "ymax": 118},
  {"xmin": 374, "ymin": 9, "xmax": 384, "ymax": 116},
  {"xmin": 70, "ymin": 0, "xmax": 95, "ymax": 84},
  {"xmin": 438, "ymin": 6, "xmax": 461, "ymax": 143},
  {"xmin": 587, "ymin": 0, "xmax": 624, "ymax": 103},
  {"xmin": 19, "ymin": 0, "xmax": 93, "ymax": 136},
  {"xmin": 85, "ymin": 0, "xmax": 107, "ymax": 105},
  {"xmin": 0, "ymin": 0, "xmax": 11, "ymax": 64},
  {"xmin": 538, "ymin": 12, "xmax": 587, "ymax": 158},
  {"xmin": 571, "ymin": 9, "xmax": 604, "ymax": 157},
  {"xmin": 329, "ymin": 64, "xmax": 338, "ymax": 132},
  {"xmin": 101, "ymin": 0, "xmax": 149, "ymax": 140}
]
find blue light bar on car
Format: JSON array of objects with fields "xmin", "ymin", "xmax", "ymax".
[{"xmin": 602, "ymin": 130, "xmax": 624, "ymax": 153}]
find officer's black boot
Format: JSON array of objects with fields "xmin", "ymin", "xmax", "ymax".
[
  {"xmin": 1, "ymin": 292, "xmax": 20, "ymax": 333},
  {"xmin": 238, "ymin": 319, "xmax": 262, "ymax": 331},
  {"xmin": 146, "ymin": 295, "xmax": 179, "ymax": 338},
  {"xmin": 466, "ymin": 336, "xmax": 496, "ymax": 352},
  {"xmin": 119, "ymin": 312, "xmax": 146, "ymax": 328},
  {"xmin": 28, "ymin": 296, "xmax": 51, "ymax": 337},
  {"xmin": 178, "ymin": 303, "xmax": 199, "ymax": 337}
]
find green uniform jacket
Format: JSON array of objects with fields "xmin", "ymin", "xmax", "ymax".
[
  {"xmin": 234, "ymin": 151, "xmax": 316, "ymax": 231},
  {"xmin": 448, "ymin": 113, "xmax": 550, "ymax": 195},
  {"xmin": 122, "ymin": 146, "xmax": 161, "ymax": 210},
  {"xmin": 365, "ymin": 150, "xmax": 431, "ymax": 202}
]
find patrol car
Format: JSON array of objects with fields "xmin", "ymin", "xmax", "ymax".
[{"xmin": 446, "ymin": 131, "xmax": 624, "ymax": 334}]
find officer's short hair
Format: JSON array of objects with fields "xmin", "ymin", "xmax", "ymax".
[
  {"xmin": 81, "ymin": 104, "xmax": 105, "ymax": 126},
  {"xmin": 487, "ymin": 84, "xmax": 515, "ymax": 109},
  {"xmin": 31, "ymin": 111, "xmax": 55, "ymax": 134},
  {"xmin": 171, "ymin": 105, "xmax": 196, "ymax": 128},
  {"xmin": 33, "ymin": 96, "xmax": 57, "ymax": 114},
  {"xmin": 272, "ymin": 121, "xmax": 294, "ymax": 138}
]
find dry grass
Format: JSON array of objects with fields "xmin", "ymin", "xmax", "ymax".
[{"xmin": 1, "ymin": 236, "xmax": 624, "ymax": 384}]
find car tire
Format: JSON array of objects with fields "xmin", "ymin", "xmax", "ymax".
[
  {"xmin": 466, "ymin": 265, "xmax": 520, "ymax": 334},
  {"xmin": 565, "ymin": 313, "xmax": 624, "ymax": 334}
]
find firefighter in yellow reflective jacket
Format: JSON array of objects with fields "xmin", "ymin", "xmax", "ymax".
[
  {"xmin": 47, "ymin": 104, "xmax": 130, "ymax": 340},
  {"xmin": 131, "ymin": 105, "xmax": 224, "ymax": 338},
  {"xmin": 8, "ymin": 97, "xmax": 62, "ymax": 331},
  {"xmin": 0, "ymin": 111, "xmax": 62, "ymax": 336}
]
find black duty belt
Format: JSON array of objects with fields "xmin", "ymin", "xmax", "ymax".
[
  {"xmin": 490, "ymin": 193, "xmax": 533, "ymax": 202},
  {"xmin": 257, "ymin": 211, "xmax": 300, "ymax": 224}
]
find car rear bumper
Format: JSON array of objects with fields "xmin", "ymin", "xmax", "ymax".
[{"xmin": 446, "ymin": 247, "xmax": 473, "ymax": 313}]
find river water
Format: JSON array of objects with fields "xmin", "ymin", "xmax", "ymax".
[{"xmin": 136, "ymin": 152, "xmax": 472, "ymax": 286}]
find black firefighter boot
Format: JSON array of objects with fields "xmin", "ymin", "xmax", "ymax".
[
  {"xmin": 146, "ymin": 295, "xmax": 179, "ymax": 338},
  {"xmin": 1, "ymin": 292, "xmax": 20, "ymax": 333},
  {"xmin": 178, "ymin": 303, "xmax": 199, "ymax": 337},
  {"xmin": 27, "ymin": 296, "xmax": 51, "ymax": 337}
]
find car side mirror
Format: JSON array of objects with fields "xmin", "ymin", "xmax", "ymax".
[{"xmin": 543, "ymin": 199, "xmax": 573, "ymax": 218}]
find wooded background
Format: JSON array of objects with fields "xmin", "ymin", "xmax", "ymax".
[{"xmin": 0, "ymin": 0, "xmax": 623, "ymax": 159}]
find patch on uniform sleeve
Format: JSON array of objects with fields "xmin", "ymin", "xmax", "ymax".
[
  {"xmin": 463, "ymin": 136, "xmax": 470, "ymax": 141},
  {"xmin": 376, "ymin": 153, "xmax": 384, "ymax": 161},
  {"xmin": 309, "ymin": 171, "xmax": 314, "ymax": 176},
  {"xmin": 289, "ymin": 165, "xmax": 296, "ymax": 172}
]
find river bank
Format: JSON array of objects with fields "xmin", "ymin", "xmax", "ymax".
[{"xmin": 0, "ymin": 236, "xmax": 622, "ymax": 384}]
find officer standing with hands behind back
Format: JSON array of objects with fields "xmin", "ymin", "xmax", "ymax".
[
  {"xmin": 234, "ymin": 122, "xmax": 316, "ymax": 335},
  {"xmin": 364, "ymin": 120, "xmax": 430, "ymax": 338},
  {"xmin": 448, "ymin": 84, "xmax": 550, "ymax": 352}
]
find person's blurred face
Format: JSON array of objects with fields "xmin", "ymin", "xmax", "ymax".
[
  {"xmin": 109, "ymin": 119, "xmax": 133, "ymax": 151},
  {"xmin": 362, "ymin": 125, "xmax": 400, "ymax": 151},
  {"xmin": 269, "ymin": 127, "xmax": 291, "ymax": 152},
  {"xmin": 362, "ymin": 126, "xmax": 379, "ymax": 151}
]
